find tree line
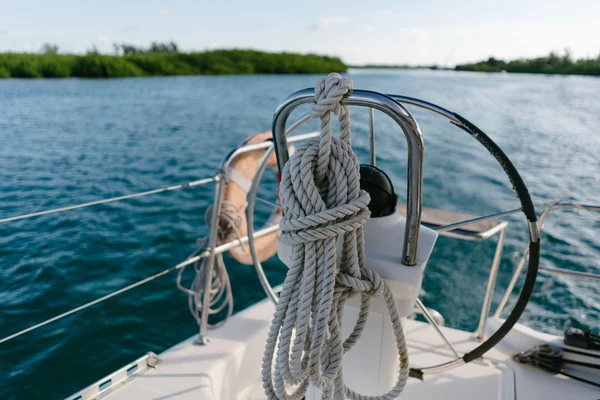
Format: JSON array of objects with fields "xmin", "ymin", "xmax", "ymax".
[
  {"xmin": 0, "ymin": 42, "xmax": 347, "ymax": 78},
  {"xmin": 455, "ymin": 50, "xmax": 600, "ymax": 76}
]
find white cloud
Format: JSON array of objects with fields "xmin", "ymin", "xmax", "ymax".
[
  {"xmin": 159, "ymin": 9, "xmax": 170, "ymax": 16},
  {"xmin": 96, "ymin": 35, "xmax": 109, "ymax": 42},
  {"xmin": 396, "ymin": 28, "xmax": 430, "ymax": 44},
  {"xmin": 361, "ymin": 24, "xmax": 376, "ymax": 34},
  {"xmin": 121, "ymin": 24, "xmax": 137, "ymax": 33},
  {"xmin": 367, "ymin": 6, "xmax": 401, "ymax": 17},
  {"xmin": 428, "ymin": 23, "xmax": 599, "ymax": 65},
  {"xmin": 340, "ymin": 22, "xmax": 599, "ymax": 66},
  {"xmin": 368, "ymin": 9, "xmax": 393, "ymax": 17},
  {"xmin": 307, "ymin": 16, "xmax": 350, "ymax": 31}
]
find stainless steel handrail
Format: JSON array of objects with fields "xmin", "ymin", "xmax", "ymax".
[
  {"xmin": 387, "ymin": 95, "xmax": 457, "ymax": 121},
  {"xmin": 197, "ymin": 114, "xmax": 314, "ymax": 343},
  {"xmin": 431, "ymin": 208, "xmax": 521, "ymax": 234},
  {"xmin": 220, "ymin": 113, "xmax": 312, "ymax": 173},
  {"xmin": 272, "ymin": 89, "xmax": 424, "ymax": 266},
  {"xmin": 539, "ymin": 265, "xmax": 600, "ymax": 281},
  {"xmin": 494, "ymin": 202, "xmax": 600, "ymax": 318},
  {"xmin": 197, "ymin": 172, "xmax": 226, "ymax": 345},
  {"xmin": 474, "ymin": 223, "xmax": 508, "ymax": 340},
  {"xmin": 369, "ymin": 108, "xmax": 376, "ymax": 166},
  {"xmin": 247, "ymin": 131, "xmax": 321, "ymax": 304}
]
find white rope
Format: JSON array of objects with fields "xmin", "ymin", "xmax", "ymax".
[
  {"xmin": 262, "ymin": 73, "xmax": 409, "ymax": 399},
  {"xmin": 176, "ymin": 201, "xmax": 241, "ymax": 329}
]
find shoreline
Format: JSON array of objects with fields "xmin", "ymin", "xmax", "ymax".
[{"xmin": 0, "ymin": 50, "xmax": 347, "ymax": 79}]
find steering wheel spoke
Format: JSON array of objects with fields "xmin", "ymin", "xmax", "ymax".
[{"xmin": 416, "ymin": 298, "xmax": 460, "ymax": 359}]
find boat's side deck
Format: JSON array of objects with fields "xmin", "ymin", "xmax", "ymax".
[{"xmin": 85, "ymin": 299, "xmax": 598, "ymax": 400}]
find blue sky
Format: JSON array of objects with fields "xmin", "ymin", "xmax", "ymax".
[{"xmin": 1, "ymin": 0, "xmax": 599, "ymax": 65}]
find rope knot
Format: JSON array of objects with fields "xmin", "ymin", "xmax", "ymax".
[
  {"xmin": 311, "ymin": 73, "xmax": 354, "ymax": 187},
  {"xmin": 311, "ymin": 73, "xmax": 353, "ymax": 119},
  {"xmin": 279, "ymin": 191, "xmax": 371, "ymax": 245},
  {"xmin": 336, "ymin": 268, "xmax": 384, "ymax": 297}
]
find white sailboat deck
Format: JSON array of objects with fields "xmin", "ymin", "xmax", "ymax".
[{"xmin": 78, "ymin": 298, "xmax": 598, "ymax": 400}]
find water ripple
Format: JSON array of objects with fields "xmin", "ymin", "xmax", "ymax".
[{"xmin": 0, "ymin": 71, "xmax": 598, "ymax": 399}]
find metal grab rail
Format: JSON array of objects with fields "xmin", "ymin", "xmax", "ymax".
[
  {"xmin": 246, "ymin": 132, "xmax": 321, "ymax": 305},
  {"xmin": 538, "ymin": 265, "xmax": 600, "ymax": 281},
  {"xmin": 493, "ymin": 202, "xmax": 600, "ymax": 318},
  {"xmin": 474, "ymin": 223, "xmax": 508, "ymax": 340},
  {"xmin": 196, "ymin": 113, "xmax": 318, "ymax": 343},
  {"xmin": 272, "ymin": 89, "xmax": 424, "ymax": 266}
]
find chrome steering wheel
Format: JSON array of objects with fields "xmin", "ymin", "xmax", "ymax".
[{"xmin": 246, "ymin": 90, "xmax": 540, "ymax": 377}]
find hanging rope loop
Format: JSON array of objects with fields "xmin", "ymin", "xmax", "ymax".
[
  {"xmin": 262, "ymin": 74, "xmax": 410, "ymax": 400},
  {"xmin": 176, "ymin": 201, "xmax": 241, "ymax": 329}
]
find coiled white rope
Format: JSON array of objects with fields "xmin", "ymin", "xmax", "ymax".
[
  {"xmin": 176, "ymin": 201, "xmax": 240, "ymax": 329},
  {"xmin": 262, "ymin": 73, "xmax": 409, "ymax": 399}
]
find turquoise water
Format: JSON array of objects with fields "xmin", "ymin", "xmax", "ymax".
[{"xmin": 1, "ymin": 69, "xmax": 599, "ymax": 399}]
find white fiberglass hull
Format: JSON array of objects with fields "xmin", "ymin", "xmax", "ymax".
[{"xmin": 69, "ymin": 298, "xmax": 599, "ymax": 400}]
